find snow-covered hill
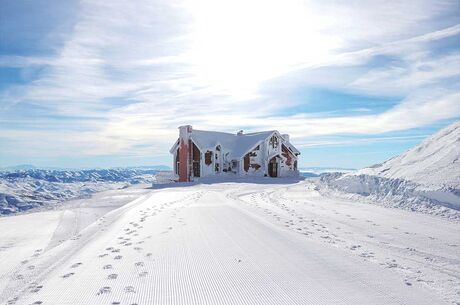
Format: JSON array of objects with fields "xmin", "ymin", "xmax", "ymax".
[
  {"xmin": 317, "ymin": 121, "xmax": 460, "ymax": 215},
  {"xmin": 357, "ymin": 121, "xmax": 460, "ymax": 189},
  {"xmin": 0, "ymin": 169, "xmax": 172, "ymax": 215}
]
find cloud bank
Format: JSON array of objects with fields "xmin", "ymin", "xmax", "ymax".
[{"xmin": 1, "ymin": 0, "xmax": 459, "ymax": 166}]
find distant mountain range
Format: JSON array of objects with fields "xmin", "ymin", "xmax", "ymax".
[
  {"xmin": 0, "ymin": 164, "xmax": 172, "ymax": 172},
  {"xmin": 0, "ymin": 168, "xmax": 171, "ymax": 215},
  {"xmin": 299, "ymin": 167, "xmax": 356, "ymax": 175}
]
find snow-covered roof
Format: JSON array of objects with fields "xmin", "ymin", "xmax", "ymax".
[
  {"xmin": 191, "ymin": 130, "xmax": 275, "ymax": 159},
  {"xmin": 283, "ymin": 142, "xmax": 300, "ymax": 155},
  {"xmin": 171, "ymin": 129, "xmax": 300, "ymax": 159}
]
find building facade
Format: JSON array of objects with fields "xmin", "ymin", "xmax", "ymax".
[{"xmin": 170, "ymin": 125, "xmax": 300, "ymax": 182}]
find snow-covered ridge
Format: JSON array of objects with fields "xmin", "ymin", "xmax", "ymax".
[
  {"xmin": 355, "ymin": 120, "xmax": 460, "ymax": 189},
  {"xmin": 0, "ymin": 168, "xmax": 171, "ymax": 215},
  {"xmin": 317, "ymin": 121, "xmax": 460, "ymax": 217}
]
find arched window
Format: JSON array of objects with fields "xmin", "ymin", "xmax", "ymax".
[{"xmin": 269, "ymin": 135, "xmax": 279, "ymax": 148}]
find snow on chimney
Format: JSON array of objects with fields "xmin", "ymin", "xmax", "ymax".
[
  {"xmin": 237, "ymin": 130, "xmax": 244, "ymax": 136},
  {"xmin": 179, "ymin": 125, "xmax": 192, "ymax": 139},
  {"xmin": 282, "ymin": 134, "xmax": 290, "ymax": 142}
]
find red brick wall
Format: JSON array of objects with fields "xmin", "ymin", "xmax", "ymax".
[{"xmin": 178, "ymin": 138, "xmax": 189, "ymax": 182}]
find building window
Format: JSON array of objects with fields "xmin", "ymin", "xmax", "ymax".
[
  {"xmin": 205, "ymin": 151, "xmax": 212, "ymax": 165},
  {"xmin": 269, "ymin": 135, "xmax": 279, "ymax": 148}
]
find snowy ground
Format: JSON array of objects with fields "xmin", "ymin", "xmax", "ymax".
[{"xmin": 0, "ymin": 180, "xmax": 458, "ymax": 305}]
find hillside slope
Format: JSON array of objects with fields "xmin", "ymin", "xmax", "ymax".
[
  {"xmin": 318, "ymin": 121, "xmax": 460, "ymax": 214},
  {"xmin": 357, "ymin": 121, "xmax": 460, "ymax": 189}
]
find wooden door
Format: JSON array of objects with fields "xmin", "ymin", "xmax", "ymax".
[{"xmin": 268, "ymin": 158, "xmax": 278, "ymax": 177}]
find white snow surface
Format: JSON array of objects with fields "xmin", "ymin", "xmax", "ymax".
[
  {"xmin": 0, "ymin": 180, "xmax": 458, "ymax": 305},
  {"xmin": 355, "ymin": 121, "xmax": 460, "ymax": 189},
  {"xmin": 319, "ymin": 121, "xmax": 460, "ymax": 212}
]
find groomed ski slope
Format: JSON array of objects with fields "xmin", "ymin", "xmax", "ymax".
[{"xmin": 0, "ymin": 180, "xmax": 458, "ymax": 305}]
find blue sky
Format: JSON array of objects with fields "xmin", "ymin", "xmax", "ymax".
[{"xmin": 1, "ymin": 0, "xmax": 460, "ymax": 169}]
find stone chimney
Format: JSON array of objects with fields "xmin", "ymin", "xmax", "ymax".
[
  {"xmin": 237, "ymin": 130, "xmax": 244, "ymax": 136},
  {"xmin": 177, "ymin": 125, "xmax": 192, "ymax": 182},
  {"xmin": 282, "ymin": 134, "xmax": 290, "ymax": 142},
  {"xmin": 179, "ymin": 125, "xmax": 193, "ymax": 139}
]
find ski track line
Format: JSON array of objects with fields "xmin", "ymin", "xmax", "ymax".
[
  {"xmin": 216, "ymin": 193, "xmax": 363, "ymax": 304},
  {"xmin": 2, "ymin": 184, "xmax": 455, "ymax": 305},
  {"xmin": 198, "ymin": 201, "xmax": 301, "ymax": 304},
  {"xmin": 226, "ymin": 185, "xmax": 449, "ymax": 305}
]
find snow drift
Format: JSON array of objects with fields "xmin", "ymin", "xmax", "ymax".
[
  {"xmin": 318, "ymin": 121, "xmax": 460, "ymax": 217},
  {"xmin": 357, "ymin": 121, "xmax": 460, "ymax": 189}
]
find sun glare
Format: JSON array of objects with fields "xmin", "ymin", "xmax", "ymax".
[{"xmin": 183, "ymin": 0, "xmax": 340, "ymax": 96}]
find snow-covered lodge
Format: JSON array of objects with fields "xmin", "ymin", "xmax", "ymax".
[{"xmin": 170, "ymin": 125, "xmax": 300, "ymax": 182}]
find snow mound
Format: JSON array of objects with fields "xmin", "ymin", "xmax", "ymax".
[
  {"xmin": 317, "ymin": 121, "xmax": 460, "ymax": 217},
  {"xmin": 356, "ymin": 121, "xmax": 460, "ymax": 189}
]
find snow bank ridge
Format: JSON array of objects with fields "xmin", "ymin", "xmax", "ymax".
[{"xmin": 318, "ymin": 121, "xmax": 460, "ymax": 217}]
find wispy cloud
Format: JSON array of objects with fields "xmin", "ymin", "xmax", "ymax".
[{"xmin": 1, "ymin": 0, "xmax": 459, "ymax": 166}]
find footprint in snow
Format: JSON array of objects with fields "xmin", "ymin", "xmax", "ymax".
[
  {"xmin": 139, "ymin": 271, "xmax": 148, "ymax": 277},
  {"xmin": 71, "ymin": 262, "xmax": 82, "ymax": 268},
  {"xmin": 6, "ymin": 296, "xmax": 19, "ymax": 304},
  {"xmin": 29, "ymin": 285, "xmax": 43, "ymax": 293},
  {"xmin": 99, "ymin": 253, "xmax": 108, "ymax": 258},
  {"xmin": 114, "ymin": 255, "xmax": 123, "ymax": 260},
  {"xmin": 103, "ymin": 264, "xmax": 113, "ymax": 269},
  {"xmin": 97, "ymin": 286, "xmax": 111, "ymax": 295},
  {"xmin": 62, "ymin": 272, "xmax": 75, "ymax": 278},
  {"xmin": 135, "ymin": 262, "xmax": 144, "ymax": 267},
  {"xmin": 350, "ymin": 245, "xmax": 361, "ymax": 251},
  {"xmin": 108, "ymin": 274, "xmax": 118, "ymax": 280},
  {"xmin": 29, "ymin": 302, "xmax": 43, "ymax": 305},
  {"xmin": 124, "ymin": 286, "xmax": 136, "ymax": 293}
]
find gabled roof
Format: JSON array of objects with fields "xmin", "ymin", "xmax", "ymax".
[
  {"xmin": 284, "ymin": 142, "xmax": 300, "ymax": 155},
  {"xmin": 170, "ymin": 129, "xmax": 300, "ymax": 159},
  {"xmin": 190, "ymin": 130, "xmax": 276, "ymax": 159}
]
